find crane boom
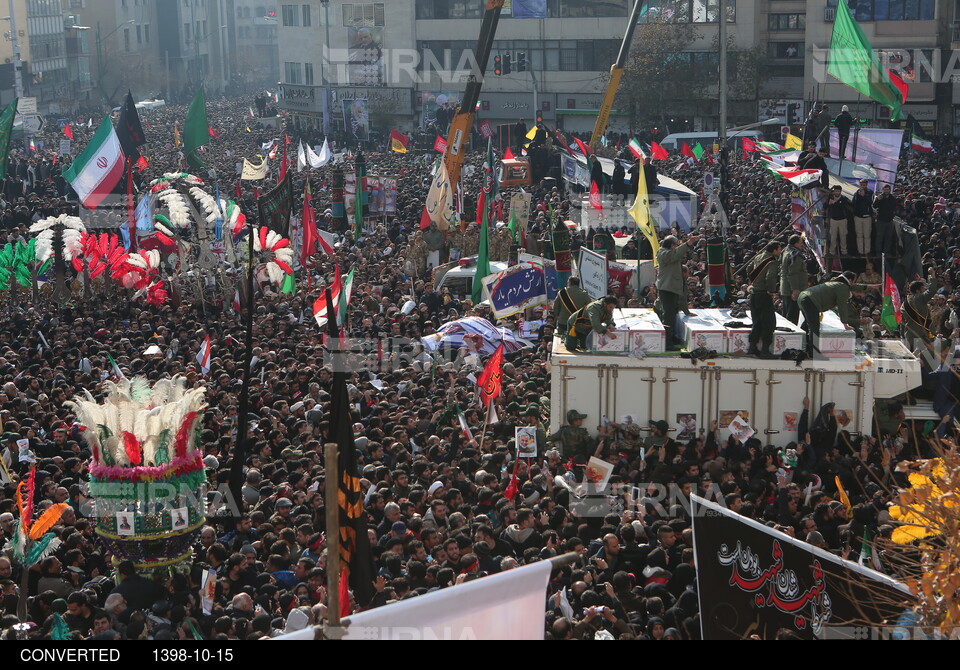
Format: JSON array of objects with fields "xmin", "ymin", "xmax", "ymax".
[
  {"xmin": 443, "ymin": 0, "xmax": 506, "ymax": 192},
  {"xmin": 590, "ymin": 0, "xmax": 645, "ymax": 147}
]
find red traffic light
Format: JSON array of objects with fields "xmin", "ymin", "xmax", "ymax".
[{"xmin": 494, "ymin": 55, "xmax": 503, "ymax": 76}]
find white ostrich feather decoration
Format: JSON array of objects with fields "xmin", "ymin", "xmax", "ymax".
[{"xmin": 67, "ymin": 375, "xmax": 207, "ymax": 467}]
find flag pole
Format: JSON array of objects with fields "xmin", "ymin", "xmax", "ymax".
[
  {"xmin": 324, "ymin": 441, "xmax": 341, "ymax": 629},
  {"xmin": 228, "ymin": 216, "xmax": 257, "ymax": 516}
]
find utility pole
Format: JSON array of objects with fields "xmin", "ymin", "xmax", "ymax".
[
  {"xmin": 321, "ymin": 0, "xmax": 331, "ymax": 136},
  {"xmin": 8, "ymin": 0, "xmax": 23, "ymax": 99},
  {"xmin": 718, "ymin": 0, "xmax": 729, "ymax": 213}
]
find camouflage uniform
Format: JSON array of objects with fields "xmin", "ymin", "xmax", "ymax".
[{"xmin": 547, "ymin": 409, "xmax": 595, "ymax": 462}]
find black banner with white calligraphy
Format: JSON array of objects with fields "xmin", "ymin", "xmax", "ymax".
[{"xmin": 691, "ymin": 496, "xmax": 913, "ymax": 640}]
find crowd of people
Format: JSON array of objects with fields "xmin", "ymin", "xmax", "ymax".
[{"xmin": 0, "ymin": 90, "xmax": 951, "ymax": 641}]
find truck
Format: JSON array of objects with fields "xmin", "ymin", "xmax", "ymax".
[{"xmin": 548, "ymin": 308, "xmax": 926, "ymax": 448}]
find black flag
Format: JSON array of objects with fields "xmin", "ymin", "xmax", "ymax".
[
  {"xmin": 116, "ymin": 91, "xmax": 146, "ymax": 163},
  {"xmin": 257, "ymin": 172, "xmax": 294, "ymax": 238},
  {"xmin": 326, "ymin": 294, "xmax": 375, "ymax": 613}
]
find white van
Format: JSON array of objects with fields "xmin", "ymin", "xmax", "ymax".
[
  {"xmin": 434, "ymin": 258, "xmax": 510, "ymax": 299},
  {"xmin": 659, "ymin": 130, "xmax": 765, "ymax": 152}
]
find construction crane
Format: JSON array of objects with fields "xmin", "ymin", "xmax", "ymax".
[
  {"xmin": 443, "ymin": 0, "xmax": 506, "ymax": 191},
  {"xmin": 590, "ymin": 0, "xmax": 645, "ymax": 147}
]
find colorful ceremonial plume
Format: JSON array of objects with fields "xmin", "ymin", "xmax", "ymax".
[{"xmin": 67, "ymin": 376, "xmax": 207, "ymax": 574}]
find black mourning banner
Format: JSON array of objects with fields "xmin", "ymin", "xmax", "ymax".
[{"xmin": 691, "ymin": 495, "xmax": 913, "ymax": 640}]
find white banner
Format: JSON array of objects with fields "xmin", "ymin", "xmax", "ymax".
[{"xmin": 275, "ymin": 559, "xmax": 553, "ymax": 640}]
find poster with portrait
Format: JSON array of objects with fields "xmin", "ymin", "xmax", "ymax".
[
  {"xmin": 719, "ymin": 410, "xmax": 748, "ymax": 428},
  {"xmin": 347, "ymin": 27, "xmax": 384, "ymax": 86},
  {"xmin": 170, "ymin": 506, "xmax": 189, "ymax": 531},
  {"xmin": 676, "ymin": 413, "xmax": 697, "ymax": 441},
  {"xmin": 619, "ymin": 414, "xmax": 638, "ymax": 426},
  {"xmin": 343, "ymin": 98, "xmax": 369, "ymax": 141},
  {"xmin": 421, "ymin": 91, "xmax": 459, "ymax": 129},
  {"xmin": 116, "ymin": 511, "xmax": 135, "ymax": 536},
  {"xmin": 783, "ymin": 412, "xmax": 799, "ymax": 432},
  {"xmin": 729, "ymin": 414, "xmax": 756, "ymax": 444},
  {"xmin": 836, "ymin": 409, "xmax": 853, "ymax": 428},
  {"xmin": 584, "ymin": 457, "xmax": 614, "ymax": 492},
  {"xmin": 516, "ymin": 426, "xmax": 538, "ymax": 458}
]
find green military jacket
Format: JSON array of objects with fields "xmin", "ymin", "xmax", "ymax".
[
  {"xmin": 903, "ymin": 276, "xmax": 938, "ymax": 338},
  {"xmin": 553, "ymin": 285, "xmax": 591, "ymax": 329},
  {"xmin": 547, "ymin": 425, "xmax": 594, "ymax": 461},
  {"xmin": 747, "ymin": 251, "xmax": 780, "ymax": 294},
  {"xmin": 780, "ymin": 245, "xmax": 808, "ymax": 295},
  {"xmin": 799, "ymin": 280, "xmax": 860, "ymax": 329},
  {"xmin": 655, "ymin": 242, "xmax": 692, "ymax": 295}
]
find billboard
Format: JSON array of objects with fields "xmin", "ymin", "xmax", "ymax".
[{"xmin": 347, "ymin": 27, "xmax": 384, "ymax": 87}]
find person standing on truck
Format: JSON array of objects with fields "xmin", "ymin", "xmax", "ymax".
[
  {"xmin": 746, "ymin": 240, "xmax": 782, "ymax": 359},
  {"xmin": 903, "ymin": 270, "xmax": 939, "ymax": 352},
  {"xmin": 780, "ymin": 235, "xmax": 808, "ymax": 324},
  {"xmin": 797, "ymin": 271, "xmax": 871, "ymax": 356},
  {"xmin": 657, "ymin": 234, "xmax": 701, "ymax": 350},
  {"xmin": 565, "ymin": 296, "xmax": 618, "ymax": 352},
  {"xmin": 553, "ymin": 277, "xmax": 590, "ymax": 335},
  {"xmin": 547, "ymin": 410, "xmax": 595, "ymax": 466}
]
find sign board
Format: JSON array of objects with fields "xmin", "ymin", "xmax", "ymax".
[
  {"xmin": 480, "ymin": 261, "xmax": 550, "ymax": 319},
  {"xmin": 478, "ymin": 120, "xmax": 493, "ymax": 139},
  {"xmin": 21, "ymin": 115, "xmax": 43, "ymax": 134},
  {"xmin": 510, "ymin": 192, "xmax": 532, "ymax": 233},
  {"xmin": 577, "ymin": 247, "xmax": 608, "ymax": 300},
  {"xmin": 59, "ymin": 140, "xmax": 71, "ymax": 155},
  {"xmin": 703, "ymin": 173, "xmax": 716, "ymax": 194},
  {"xmin": 17, "ymin": 98, "xmax": 37, "ymax": 115}
]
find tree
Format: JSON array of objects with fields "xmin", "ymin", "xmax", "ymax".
[{"xmin": 618, "ymin": 16, "xmax": 703, "ymax": 133}]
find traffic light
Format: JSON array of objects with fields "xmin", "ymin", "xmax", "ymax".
[
  {"xmin": 517, "ymin": 52, "xmax": 527, "ymax": 72},
  {"xmin": 503, "ymin": 53, "xmax": 512, "ymax": 75},
  {"xmin": 494, "ymin": 54, "xmax": 503, "ymax": 76}
]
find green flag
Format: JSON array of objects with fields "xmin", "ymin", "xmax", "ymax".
[
  {"xmin": 338, "ymin": 266, "xmax": 356, "ymax": 326},
  {"xmin": 828, "ymin": 0, "xmax": 903, "ymax": 121},
  {"xmin": 691, "ymin": 143, "xmax": 705, "ymax": 161},
  {"xmin": 184, "ymin": 87, "xmax": 210, "ymax": 170},
  {"xmin": 487, "ymin": 140, "xmax": 498, "ymax": 202},
  {"xmin": 507, "ymin": 207, "xmax": 520, "ymax": 245},
  {"xmin": 0, "ymin": 99, "xmax": 16, "ymax": 180},
  {"xmin": 281, "ymin": 272, "xmax": 296, "ymax": 295},
  {"xmin": 472, "ymin": 213, "xmax": 490, "ymax": 304}
]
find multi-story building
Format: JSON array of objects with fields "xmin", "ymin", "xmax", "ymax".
[
  {"xmin": 26, "ymin": 0, "xmax": 70, "ymax": 113},
  {"xmin": 60, "ymin": 0, "xmax": 163, "ymax": 108},
  {"xmin": 231, "ymin": 0, "xmax": 279, "ymax": 86},
  {"xmin": 277, "ymin": 0, "xmax": 960, "ymax": 136},
  {"xmin": 157, "ymin": 0, "xmax": 227, "ymax": 102}
]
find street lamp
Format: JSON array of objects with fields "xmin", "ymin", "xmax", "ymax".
[{"xmin": 97, "ymin": 19, "xmax": 135, "ymax": 104}]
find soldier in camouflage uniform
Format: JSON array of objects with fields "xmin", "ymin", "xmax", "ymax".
[
  {"xmin": 408, "ymin": 231, "xmax": 428, "ymax": 277},
  {"xmin": 547, "ymin": 409, "xmax": 595, "ymax": 463},
  {"xmin": 462, "ymin": 223, "xmax": 480, "ymax": 258}
]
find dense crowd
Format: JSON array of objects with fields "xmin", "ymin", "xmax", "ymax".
[{"xmin": 0, "ymin": 92, "xmax": 951, "ymax": 640}]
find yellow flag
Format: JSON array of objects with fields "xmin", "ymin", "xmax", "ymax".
[
  {"xmin": 174, "ymin": 125, "xmax": 181, "ymax": 148},
  {"xmin": 391, "ymin": 139, "xmax": 407, "ymax": 154},
  {"xmin": 835, "ymin": 475, "xmax": 853, "ymax": 517},
  {"xmin": 241, "ymin": 156, "xmax": 268, "ymax": 181},
  {"xmin": 628, "ymin": 164, "xmax": 659, "ymax": 266},
  {"xmin": 785, "ymin": 133, "xmax": 803, "ymax": 150}
]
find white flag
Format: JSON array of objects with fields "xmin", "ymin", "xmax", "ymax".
[
  {"xmin": 307, "ymin": 138, "xmax": 331, "ymax": 168},
  {"xmin": 297, "ymin": 140, "xmax": 307, "ymax": 173}
]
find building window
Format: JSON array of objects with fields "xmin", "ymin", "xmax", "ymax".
[
  {"xmin": 136, "ymin": 24, "xmax": 142, "ymax": 44},
  {"xmin": 285, "ymin": 61, "xmax": 303, "ymax": 83},
  {"xmin": 342, "ymin": 3, "xmax": 386, "ymax": 26},
  {"xmin": 825, "ymin": 0, "xmax": 935, "ymax": 20},
  {"xmin": 768, "ymin": 13, "xmax": 805, "ymax": 30},
  {"xmin": 144, "ymin": 24, "xmax": 149, "ymax": 42},
  {"xmin": 282, "ymin": 4, "xmax": 299, "ymax": 26},
  {"xmin": 124, "ymin": 28, "xmax": 130, "ymax": 51},
  {"xmin": 640, "ymin": 0, "xmax": 735, "ymax": 22},
  {"xmin": 302, "ymin": 4, "xmax": 311, "ymax": 26},
  {"xmin": 305, "ymin": 61, "xmax": 314, "ymax": 85},
  {"xmin": 768, "ymin": 42, "xmax": 803, "ymax": 59}
]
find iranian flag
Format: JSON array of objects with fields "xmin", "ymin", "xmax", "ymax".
[
  {"xmin": 911, "ymin": 133, "xmax": 932, "ymax": 153},
  {"xmin": 313, "ymin": 265, "xmax": 355, "ymax": 329},
  {"xmin": 63, "ymin": 117, "xmax": 126, "ymax": 209},
  {"xmin": 880, "ymin": 274, "xmax": 902, "ymax": 333},
  {"xmin": 196, "ymin": 334, "xmax": 211, "ymax": 375},
  {"xmin": 628, "ymin": 138, "xmax": 646, "ymax": 160},
  {"xmin": 761, "ymin": 158, "xmax": 821, "ymax": 187}
]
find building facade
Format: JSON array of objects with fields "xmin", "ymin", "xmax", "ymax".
[
  {"xmin": 276, "ymin": 0, "xmax": 960, "ymax": 137},
  {"xmin": 231, "ymin": 0, "xmax": 279, "ymax": 86}
]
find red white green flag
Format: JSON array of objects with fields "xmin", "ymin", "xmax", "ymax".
[{"xmin": 62, "ymin": 116, "xmax": 126, "ymax": 208}]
